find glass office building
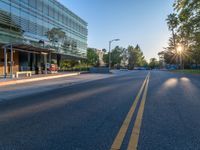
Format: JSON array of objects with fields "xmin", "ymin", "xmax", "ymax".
[{"xmin": 0, "ymin": 0, "xmax": 88, "ymax": 76}]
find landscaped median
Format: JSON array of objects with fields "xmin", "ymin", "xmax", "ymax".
[
  {"xmin": 0, "ymin": 72, "xmax": 80, "ymax": 87},
  {"xmin": 170, "ymin": 69, "xmax": 200, "ymax": 75}
]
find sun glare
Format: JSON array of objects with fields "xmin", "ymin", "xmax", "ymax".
[
  {"xmin": 177, "ymin": 45, "xmax": 183, "ymax": 54},
  {"xmin": 162, "ymin": 78, "xmax": 178, "ymax": 89}
]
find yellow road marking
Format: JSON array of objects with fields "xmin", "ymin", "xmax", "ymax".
[
  {"xmin": 127, "ymin": 73, "xmax": 150, "ymax": 150},
  {"xmin": 110, "ymin": 73, "xmax": 149, "ymax": 150}
]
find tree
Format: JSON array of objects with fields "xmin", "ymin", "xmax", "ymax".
[
  {"xmin": 102, "ymin": 49, "xmax": 107, "ymax": 53},
  {"xmin": 60, "ymin": 60, "xmax": 77, "ymax": 69},
  {"xmin": 149, "ymin": 58, "xmax": 159, "ymax": 69},
  {"xmin": 102, "ymin": 45, "xmax": 146, "ymax": 69},
  {"xmin": 163, "ymin": 36, "xmax": 181, "ymax": 64},
  {"xmin": 141, "ymin": 59, "xmax": 148, "ymax": 68},
  {"xmin": 166, "ymin": 13, "xmax": 179, "ymax": 47},
  {"xmin": 110, "ymin": 46, "xmax": 123, "ymax": 67},
  {"xmin": 127, "ymin": 46, "xmax": 135, "ymax": 69},
  {"xmin": 87, "ymin": 48, "xmax": 99, "ymax": 66},
  {"xmin": 103, "ymin": 53, "xmax": 109, "ymax": 67},
  {"xmin": 174, "ymin": 0, "xmax": 200, "ymax": 67},
  {"xmin": 103, "ymin": 46, "xmax": 123, "ymax": 68},
  {"xmin": 134, "ymin": 45, "xmax": 146, "ymax": 66},
  {"xmin": 160, "ymin": 0, "xmax": 200, "ymax": 69},
  {"xmin": 128, "ymin": 45, "xmax": 146, "ymax": 69},
  {"xmin": 121, "ymin": 48, "xmax": 129, "ymax": 68}
]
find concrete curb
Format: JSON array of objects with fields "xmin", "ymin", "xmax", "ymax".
[
  {"xmin": 169, "ymin": 71, "xmax": 200, "ymax": 76},
  {"xmin": 0, "ymin": 72, "xmax": 80, "ymax": 87}
]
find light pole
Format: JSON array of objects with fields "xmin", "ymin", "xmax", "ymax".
[{"xmin": 109, "ymin": 39, "xmax": 120, "ymax": 70}]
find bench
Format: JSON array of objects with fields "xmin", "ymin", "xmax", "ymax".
[{"xmin": 15, "ymin": 71, "xmax": 32, "ymax": 78}]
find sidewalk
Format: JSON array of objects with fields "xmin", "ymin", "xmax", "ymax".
[
  {"xmin": 0, "ymin": 72, "xmax": 80, "ymax": 87},
  {"xmin": 0, "ymin": 73, "xmax": 115, "ymax": 101}
]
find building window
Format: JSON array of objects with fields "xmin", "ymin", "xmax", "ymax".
[
  {"xmin": 37, "ymin": 0, "xmax": 43, "ymax": 12},
  {"xmin": 43, "ymin": 2, "xmax": 48, "ymax": 15},
  {"xmin": 21, "ymin": 0, "xmax": 28, "ymax": 4},
  {"xmin": 0, "ymin": 1, "xmax": 10, "ymax": 12},
  {"xmin": 29, "ymin": 0, "xmax": 36, "ymax": 8},
  {"xmin": 54, "ymin": 9, "xmax": 59, "ymax": 20},
  {"xmin": 49, "ymin": 4, "xmax": 54, "ymax": 18}
]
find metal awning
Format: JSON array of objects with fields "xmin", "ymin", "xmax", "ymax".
[
  {"xmin": 2, "ymin": 43, "xmax": 86, "ymax": 60},
  {"xmin": 2, "ymin": 43, "xmax": 52, "ymax": 54},
  {"xmin": 2, "ymin": 43, "xmax": 52, "ymax": 79}
]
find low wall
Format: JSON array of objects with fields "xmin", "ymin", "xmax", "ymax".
[{"xmin": 89, "ymin": 67, "xmax": 110, "ymax": 73}]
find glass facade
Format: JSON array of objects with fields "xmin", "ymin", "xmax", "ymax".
[{"xmin": 0, "ymin": 0, "xmax": 88, "ymax": 58}]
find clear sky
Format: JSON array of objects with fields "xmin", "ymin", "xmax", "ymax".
[{"xmin": 59, "ymin": 0, "xmax": 174, "ymax": 61}]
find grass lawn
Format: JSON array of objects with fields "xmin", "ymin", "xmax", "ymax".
[{"xmin": 171, "ymin": 69, "xmax": 200, "ymax": 75}]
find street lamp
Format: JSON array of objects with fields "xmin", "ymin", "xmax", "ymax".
[{"xmin": 109, "ymin": 39, "xmax": 120, "ymax": 70}]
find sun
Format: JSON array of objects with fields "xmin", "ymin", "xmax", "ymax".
[{"xmin": 176, "ymin": 45, "xmax": 183, "ymax": 54}]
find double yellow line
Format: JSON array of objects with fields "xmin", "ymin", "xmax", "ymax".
[{"xmin": 110, "ymin": 72, "xmax": 150, "ymax": 150}]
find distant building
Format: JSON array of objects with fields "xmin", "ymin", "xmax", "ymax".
[
  {"xmin": 0, "ymin": 0, "xmax": 88, "ymax": 77},
  {"xmin": 88, "ymin": 48, "xmax": 105, "ymax": 67},
  {"xmin": 95, "ymin": 49, "xmax": 105, "ymax": 67}
]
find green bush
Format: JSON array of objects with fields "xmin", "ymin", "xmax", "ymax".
[{"xmin": 60, "ymin": 61, "xmax": 90, "ymax": 72}]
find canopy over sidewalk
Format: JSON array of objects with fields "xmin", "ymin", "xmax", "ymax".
[{"xmin": 2, "ymin": 43, "xmax": 52, "ymax": 79}]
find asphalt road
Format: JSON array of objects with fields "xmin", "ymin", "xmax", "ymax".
[{"xmin": 0, "ymin": 71, "xmax": 200, "ymax": 150}]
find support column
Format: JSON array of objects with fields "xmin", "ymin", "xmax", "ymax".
[
  {"xmin": 33, "ymin": 53, "xmax": 36, "ymax": 73},
  {"xmin": 28, "ymin": 52, "xmax": 30, "ymax": 71},
  {"xmin": 10, "ymin": 45, "xmax": 13, "ymax": 79},
  {"xmin": 4, "ymin": 47, "xmax": 7, "ymax": 79},
  {"xmin": 57, "ymin": 54, "xmax": 60, "ymax": 67},
  {"xmin": 48, "ymin": 52, "xmax": 51, "ymax": 64},
  {"xmin": 44, "ymin": 54, "xmax": 47, "ymax": 74}
]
